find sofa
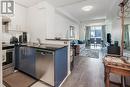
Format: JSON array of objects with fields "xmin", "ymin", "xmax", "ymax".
[
  {"xmin": 71, "ymin": 40, "xmax": 86, "ymax": 55},
  {"xmin": 107, "ymin": 41, "xmax": 120, "ymax": 55}
]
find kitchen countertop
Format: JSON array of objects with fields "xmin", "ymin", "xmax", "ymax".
[
  {"xmin": 19, "ymin": 43, "xmax": 68, "ymax": 51},
  {"xmin": 2, "ymin": 42, "xmax": 68, "ymax": 51},
  {"xmin": 25, "ymin": 43, "xmax": 67, "ymax": 51},
  {"xmin": 2, "ymin": 43, "xmax": 15, "ymax": 50},
  {"xmin": 46, "ymin": 39, "xmax": 71, "ymax": 41}
]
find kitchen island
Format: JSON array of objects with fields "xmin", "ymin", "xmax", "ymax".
[{"xmin": 15, "ymin": 43, "xmax": 68, "ymax": 87}]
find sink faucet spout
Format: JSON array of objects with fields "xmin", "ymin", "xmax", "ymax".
[{"xmin": 37, "ymin": 38, "xmax": 41, "ymax": 46}]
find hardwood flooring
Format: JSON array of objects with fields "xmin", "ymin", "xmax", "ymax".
[
  {"xmin": 3, "ymin": 48, "xmax": 130, "ymax": 87},
  {"xmin": 62, "ymin": 49, "xmax": 130, "ymax": 87}
]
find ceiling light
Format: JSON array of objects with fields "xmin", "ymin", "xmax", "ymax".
[{"xmin": 82, "ymin": 5, "xmax": 93, "ymax": 11}]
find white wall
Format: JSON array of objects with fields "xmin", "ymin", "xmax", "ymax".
[
  {"xmin": 11, "ymin": 3, "xmax": 27, "ymax": 31},
  {"xmin": 124, "ymin": 17, "xmax": 130, "ymax": 24},
  {"xmin": 27, "ymin": 1, "xmax": 80, "ymax": 42},
  {"xmin": 111, "ymin": 19, "xmax": 122, "ymax": 45},
  {"xmin": 105, "ymin": 19, "xmax": 112, "ymax": 33},
  {"xmin": 81, "ymin": 19, "xmax": 106, "ymax": 26},
  {"xmin": 27, "ymin": 2, "xmax": 47, "ymax": 42},
  {"xmin": 2, "ymin": 3, "xmax": 28, "ymax": 43},
  {"xmin": 27, "ymin": 1, "xmax": 56, "ymax": 42},
  {"xmin": 54, "ymin": 12, "xmax": 80, "ymax": 39},
  {"xmin": 46, "ymin": 2, "xmax": 55, "ymax": 39}
]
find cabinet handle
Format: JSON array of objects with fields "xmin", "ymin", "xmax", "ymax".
[
  {"xmin": 23, "ymin": 47, "xmax": 25, "ymax": 55},
  {"xmin": 25, "ymin": 47, "xmax": 27, "ymax": 56},
  {"xmin": 24, "ymin": 47, "xmax": 26, "ymax": 56}
]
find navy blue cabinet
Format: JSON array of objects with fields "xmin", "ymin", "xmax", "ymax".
[
  {"xmin": 17, "ymin": 46, "xmax": 36, "ymax": 77},
  {"xmin": 15, "ymin": 45, "xmax": 20, "ymax": 69},
  {"xmin": 54, "ymin": 47, "xmax": 68, "ymax": 87},
  {"xmin": 15, "ymin": 46, "xmax": 68, "ymax": 87}
]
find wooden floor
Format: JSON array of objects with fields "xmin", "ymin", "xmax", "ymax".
[
  {"xmin": 62, "ymin": 49, "xmax": 130, "ymax": 87},
  {"xmin": 3, "ymin": 48, "xmax": 130, "ymax": 87}
]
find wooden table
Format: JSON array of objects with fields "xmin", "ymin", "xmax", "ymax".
[{"xmin": 103, "ymin": 55, "xmax": 130, "ymax": 87}]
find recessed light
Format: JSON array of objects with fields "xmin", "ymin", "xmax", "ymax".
[{"xmin": 82, "ymin": 5, "xmax": 93, "ymax": 11}]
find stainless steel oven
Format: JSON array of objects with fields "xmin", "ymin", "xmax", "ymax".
[{"xmin": 2, "ymin": 48, "xmax": 14, "ymax": 70}]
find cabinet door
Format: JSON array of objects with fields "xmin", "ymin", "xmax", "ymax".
[
  {"xmin": 19, "ymin": 47, "xmax": 35, "ymax": 76},
  {"xmin": 54, "ymin": 47, "xmax": 68, "ymax": 87}
]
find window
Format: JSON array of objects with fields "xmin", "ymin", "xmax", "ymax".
[{"xmin": 90, "ymin": 26, "xmax": 102, "ymax": 38}]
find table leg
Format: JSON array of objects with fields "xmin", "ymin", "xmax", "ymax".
[
  {"xmin": 106, "ymin": 68, "xmax": 110, "ymax": 87},
  {"xmin": 121, "ymin": 76, "xmax": 126, "ymax": 87},
  {"xmin": 124, "ymin": 77, "xmax": 126, "ymax": 87},
  {"xmin": 104, "ymin": 67, "xmax": 106, "ymax": 82}
]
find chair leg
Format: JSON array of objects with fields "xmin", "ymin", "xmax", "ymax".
[
  {"xmin": 105, "ymin": 68, "xmax": 110, "ymax": 87},
  {"xmin": 121, "ymin": 76, "xmax": 126, "ymax": 87}
]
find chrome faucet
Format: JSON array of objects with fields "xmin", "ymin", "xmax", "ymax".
[{"xmin": 37, "ymin": 38, "xmax": 41, "ymax": 46}]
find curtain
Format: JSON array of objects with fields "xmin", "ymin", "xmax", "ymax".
[
  {"xmin": 124, "ymin": 25, "xmax": 129, "ymax": 48},
  {"xmin": 102, "ymin": 25, "xmax": 106, "ymax": 44},
  {"xmin": 85, "ymin": 26, "xmax": 90, "ymax": 47}
]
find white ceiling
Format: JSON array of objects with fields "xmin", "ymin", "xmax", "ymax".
[
  {"xmin": 15, "ymin": 0, "xmax": 43, "ymax": 7},
  {"xmin": 47, "ymin": 0, "xmax": 120, "ymax": 21},
  {"xmin": 15, "ymin": 0, "xmax": 120, "ymax": 21}
]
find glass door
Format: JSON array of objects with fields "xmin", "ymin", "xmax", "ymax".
[{"xmin": 90, "ymin": 26, "xmax": 102, "ymax": 45}]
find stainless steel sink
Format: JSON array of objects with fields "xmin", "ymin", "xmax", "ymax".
[{"xmin": 27, "ymin": 43, "xmax": 42, "ymax": 47}]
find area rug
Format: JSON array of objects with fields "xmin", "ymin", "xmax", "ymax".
[
  {"xmin": 80, "ymin": 49, "xmax": 99, "ymax": 58},
  {"xmin": 3, "ymin": 71, "xmax": 37, "ymax": 87}
]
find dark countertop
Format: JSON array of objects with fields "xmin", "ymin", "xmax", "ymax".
[
  {"xmin": 26, "ymin": 43, "xmax": 67, "ymax": 51},
  {"xmin": 2, "ymin": 44, "xmax": 15, "ymax": 50},
  {"xmin": 46, "ymin": 39, "xmax": 71, "ymax": 41},
  {"xmin": 2, "ymin": 43, "xmax": 67, "ymax": 51}
]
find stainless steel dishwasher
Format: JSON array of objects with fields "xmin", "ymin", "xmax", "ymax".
[{"xmin": 35, "ymin": 49, "xmax": 54, "ymax": 86}]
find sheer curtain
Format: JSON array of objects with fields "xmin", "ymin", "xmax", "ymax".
[
  {"xmin": 124, "ymin": 25, "xmax": 129, "ymax": 48},
  {"xmin": 102, "ymin": 25, "xmax": 106, "ymax": 44},
  {"xmin": 85, "ymin": 26, "xmax": 90, "ymax": 46}
]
